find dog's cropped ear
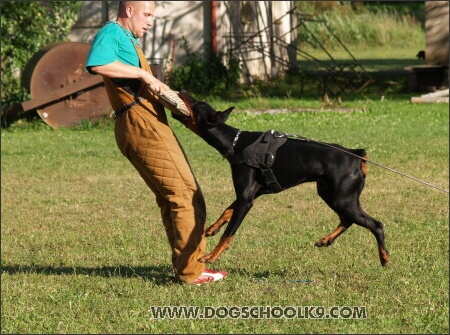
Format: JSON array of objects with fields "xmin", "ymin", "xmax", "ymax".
[
  {"xmin": 207, "ymin": 107, "xmax": 234, "ymax": 125},
  {"xmin": 219, "ymin": 107, "xmax": 234, "ymax": 123}
]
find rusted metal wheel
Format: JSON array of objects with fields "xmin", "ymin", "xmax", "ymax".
[{"xmin": 22, "ymin": 42, "xmax": 111, "ymax": 129}]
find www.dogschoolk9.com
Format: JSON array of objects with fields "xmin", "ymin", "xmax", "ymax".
[{"xmin": 148, "ymin": 306, "xmax": 367, "ymax": 319}]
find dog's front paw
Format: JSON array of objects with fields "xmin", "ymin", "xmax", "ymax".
[{"xmin": 199, "ymin": 237, "xmax": 232, "ymax": 263}]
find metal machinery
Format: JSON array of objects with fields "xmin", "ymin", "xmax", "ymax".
[
  {"xmin": 225, "ymin": 7, "xmax": 373, "ymax": 97},
  {"xmin": 5, "ymin": 42, "xmax": 112, "ymax": 129}
]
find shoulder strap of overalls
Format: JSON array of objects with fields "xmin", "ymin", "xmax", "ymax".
[
  {"xmin": 133, "ymin": 46, "xmax": 152, "ymax": 98},
  {"xmin": 112, "ymin": 21, "xmax": 152, "ymax": 97}
]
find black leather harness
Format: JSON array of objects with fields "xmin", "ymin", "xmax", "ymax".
[{"xmin": 226, "ymin": 130, "xmax": 288, "ymax": 193}]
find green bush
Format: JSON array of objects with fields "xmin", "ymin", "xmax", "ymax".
[
  {"xmin": 167, "ymin": 38, "xmax": 241, "ymax": 98},
  {"xmin": 1, "ymin": 1, "xmax": 83, "ymax": 107}
]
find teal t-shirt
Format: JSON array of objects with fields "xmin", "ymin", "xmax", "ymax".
[{"xmin": 85, "ymin": 21, "xmax": 141, "ymax": 74}]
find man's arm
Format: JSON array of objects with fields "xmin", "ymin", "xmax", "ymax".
[{"xmin": 89, "ymin": 61, "xmax": 168, "ymax": 93}]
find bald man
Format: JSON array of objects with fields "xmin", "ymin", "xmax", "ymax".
[{"xmin": 86, "ymin": 1, "xmax": 227, "ymax": 285}]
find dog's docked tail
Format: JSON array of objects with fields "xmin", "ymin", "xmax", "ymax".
[{"xmin": 354, "ymin": 149, "xmax": 368, "ymax": 177}]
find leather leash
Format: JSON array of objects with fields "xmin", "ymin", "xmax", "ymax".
[{"xmin": 281, "ymin": 132, "xmax": 449, "ymax": 194}]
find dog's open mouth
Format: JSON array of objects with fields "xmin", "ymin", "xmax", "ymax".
[
  {"xmin": 172, "ymin": 89, "xmax": 193, "ymax": 122},
  {"xmin": 177, "ymin": 89, "xmax": 193, "ymax": 107},
  {"xmin": 171, "ymin": 112, "xmax": 188, "ymax": 122}
]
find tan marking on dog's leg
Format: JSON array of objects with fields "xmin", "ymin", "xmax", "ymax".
[
  {"xmin": 315, "ymin": 225, "xmax": 347, "ymax": 247},
  {"xmin": 198, "ymin": 236, "xmax": 234, "ymax": 263},
  {"xmin": 205, "ymin": 208, "xmax": 234, "ymax": 236},
  {"xmin": 378, "ymin": 244, "xmax": 390, "ymax": 267}
]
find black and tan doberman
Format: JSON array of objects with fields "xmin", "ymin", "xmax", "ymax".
[{"xmin": 172, "ymin": 90, "xmax": 389, "ymax": 267}]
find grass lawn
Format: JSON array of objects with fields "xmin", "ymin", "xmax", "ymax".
[{"xmin": 1, "ymin": 96, "xmax": 448, "ymax": 333}]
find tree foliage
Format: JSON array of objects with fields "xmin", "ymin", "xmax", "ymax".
[{"xmin": 1, "ymin": 1, "xmax": 83, "ymax": 107}]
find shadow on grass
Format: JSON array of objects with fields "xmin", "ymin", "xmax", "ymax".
[
  {"xmin": 297, "ymin": 58, "xmax": 423, "ymax": 72},
  {"xmin": 1, "ymin": 264, "xmax": 177, "ymax": 286},
  {"xmin": 1, "ymin": 264, "xmax": 315, "ymax": 285}
]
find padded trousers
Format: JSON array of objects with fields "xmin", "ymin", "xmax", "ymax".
[{"xmin": 114, "ymin": 104, "xmax": 206, "ymax": 283}]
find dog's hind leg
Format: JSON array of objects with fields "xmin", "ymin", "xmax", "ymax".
[
  {"xmin": 334, "ymin": 189, "xmax": 390, "ymax": 266},
  {"xmin": 316, "ymin": 209, "xmax": 389, "ymax": 267},
  {"xmin": 205, "ymin": 202, "xmax": 235, "ymax": 237},
  {"xmin": 315, "ymin": 215, "xmax": 352, "ymax": 247},
  {"xmin": 339, "ymin": 209, "xmax": 390, "ymax": 267},
  {"xmin": 315, "ymin": 180, "xmax": 353, "ymax": 247},
  {"xmin": 315, "ymin": 177, "xmax": 389, "ymax": 266},
  {"xmin": 358, "ymin": 213, "xmax": 390, "ymax": 267}
]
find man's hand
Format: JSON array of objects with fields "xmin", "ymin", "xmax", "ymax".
[{"xmin": 143, "ymin": 71, "xmax": 169, "ymax": 94}]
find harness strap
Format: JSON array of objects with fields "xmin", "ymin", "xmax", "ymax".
[{"xmin": 261, "ymin": 167, "xmax": 284, "ymax": 193}]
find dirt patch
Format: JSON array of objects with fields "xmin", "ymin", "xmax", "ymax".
[{"xmin": 242, "ymin": 107, "xmax": 362, "ymax": 115}]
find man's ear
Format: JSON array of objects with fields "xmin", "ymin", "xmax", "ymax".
[{"xmin": 126, "ymin": 5, "xmax": 133, "ymax": 18}]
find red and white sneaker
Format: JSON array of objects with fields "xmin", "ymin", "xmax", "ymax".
[{"xmin": 191, "ymin": 269, "xmax": 228, "ymax": 285}]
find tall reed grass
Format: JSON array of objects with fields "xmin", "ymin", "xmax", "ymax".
[{"xmin": 296, "ymin": 2, "xmax": 425, "ymax": 50}]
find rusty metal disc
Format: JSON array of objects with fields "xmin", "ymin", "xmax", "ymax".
[{"xmin": 26, "ymin": 42, "xmax": 111, "ymax": 128}]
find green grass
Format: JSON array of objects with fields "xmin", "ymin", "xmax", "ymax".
[{"xmin": 1, "ymin": 97, "xmax": 448, "ymax": 333}]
